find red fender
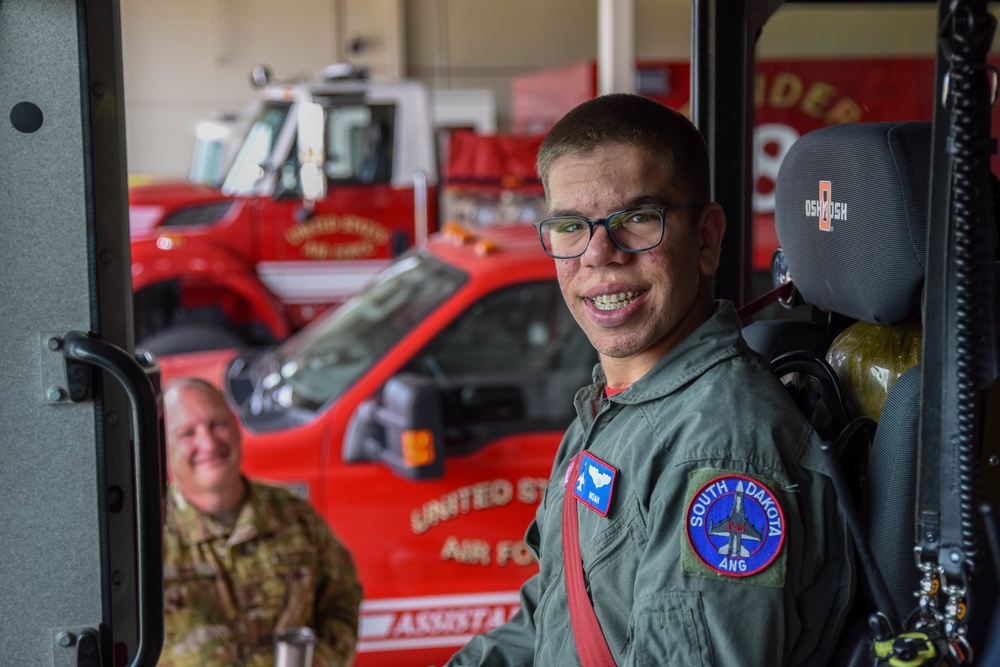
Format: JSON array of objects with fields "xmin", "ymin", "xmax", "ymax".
[{"xmin": 130, "ymin": 234, "xmax": 292, "ymax": 341}]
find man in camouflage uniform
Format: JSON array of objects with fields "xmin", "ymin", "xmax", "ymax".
[{"xmin": 160, "ymin": 377, "xmax": 362, "ymax": 666}]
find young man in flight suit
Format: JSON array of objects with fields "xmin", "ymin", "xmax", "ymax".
[
  {"xmin": 446, "ymin": 94, "xmax": 854, "ymax": 665},
  {"xmin": 159, "ymin": 377, "xmax": 362, "ymax": 666}
]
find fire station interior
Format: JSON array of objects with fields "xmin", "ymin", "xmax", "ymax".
[
  {"xmin": 4, "ymin": 1, "xmax": 1000, "ymax": 666},
  {"xmin": 121, "ymin": 0, "xmax": 1000, "ymax": 648}
]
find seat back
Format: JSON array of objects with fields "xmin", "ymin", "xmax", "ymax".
[
  {"xmin": 764, "ymin": 121, "xmax": 932, "ymax": 640},
  {"xmin": 774, "ymin": 121, "xmax": 930, "ymax": 325}
]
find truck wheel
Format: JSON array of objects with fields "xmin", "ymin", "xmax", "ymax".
[{"xmin": 137, "ymin": 323, "xmax": 246, "ymax": 356}]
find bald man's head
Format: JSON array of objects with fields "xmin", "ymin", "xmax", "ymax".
[{"xmin": 163, "ymin": 378, "xmax": 244, "ymax": 514}]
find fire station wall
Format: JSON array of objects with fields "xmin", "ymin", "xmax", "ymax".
[
  {"xmin": 120, "ymin": 0, "xmax": 339, "ymax": 178},
  {"xmin": 120, "ymin": 0, "xmax": 947, "ymax": 179}
]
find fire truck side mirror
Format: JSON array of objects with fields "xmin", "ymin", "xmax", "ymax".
[
  {"xmin": 342, "ymin": 373, "xmax": 445, "ymax": 480},
  {"xmin": 297, "ymin": 102, "xmax": 327, "ymax": 203},
  {"xmin": 250, "ymin": 64, "xmax": 272, "ymax": 90}
]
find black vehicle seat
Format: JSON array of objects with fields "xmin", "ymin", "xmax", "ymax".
[
  {"xmin": 825, "ymin": 316, "xmax": 924, "ymax": 621},
  {"xmin": 758, "ymin": 120, "xmax": 933, "ymax": 657}
]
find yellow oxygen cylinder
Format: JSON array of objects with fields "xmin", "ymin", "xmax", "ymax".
[{"xmin": 826, "ymin": 318, "xmax": 923, "ymax": 422}]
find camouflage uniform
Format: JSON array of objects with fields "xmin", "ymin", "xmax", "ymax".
[{"xmin": 160, "ymin": 480, "xmax": 362, "ymax": 666}]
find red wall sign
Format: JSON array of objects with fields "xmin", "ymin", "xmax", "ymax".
[{"xmin": 513, "ymin": 57, "xmax": 999, "ymax": 270}]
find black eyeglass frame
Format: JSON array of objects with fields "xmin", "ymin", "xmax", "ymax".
[{"xmin": 532, "ymin": 204, "xmax": 704, "ymax": 259}]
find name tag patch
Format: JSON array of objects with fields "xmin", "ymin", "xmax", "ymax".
[
  {"xmin": 571, "ymin": 451, "xmax": 617, "ymax": 517},
  {"xmin": 685, "ymin": 473, "xmax": 785, "ymax": 579}
]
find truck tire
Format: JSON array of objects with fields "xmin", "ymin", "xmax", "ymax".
[{"xmin": 137, "ymin": 323, "xmax": 246, "ymax": 356}]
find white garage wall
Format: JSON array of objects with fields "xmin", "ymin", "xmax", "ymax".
[
  {"xmin": 121, "ymin": 0, "xmax": 339, "ymax": 178},
  {"xmin": 120, "ymin": 0, "xmax": 948, "ymax": 179},
  {"xmin": 120, "ymin": 0, "xmax": 692, "ymax": 178}
]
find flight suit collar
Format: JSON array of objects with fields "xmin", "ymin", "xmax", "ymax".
[{"xmin": 589, "ymin": 300, "xmax": 746, "ymax": 407}]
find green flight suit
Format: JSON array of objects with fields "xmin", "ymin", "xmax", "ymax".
[
  {"xmin": 160, "ymin": 480, "xmax": 362, "ymax": 666},
  {"xmin": 447, "ymin": 302, "xmax": 855, "ymax": 666}
]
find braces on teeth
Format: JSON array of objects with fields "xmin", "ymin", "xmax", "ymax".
[{"xmin": 591, "ymin": 292, "xmax": 637, "ymax": 310}]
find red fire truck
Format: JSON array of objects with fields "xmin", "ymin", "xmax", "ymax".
[
  {"xmin": 129, "ymin": 67, "xmax": 438, "ymax": 355},
  {"xmin": 158, "ymin": 221, "xmax": 598, "ymax": 665},
  {"xmin": 129, "ymin": 66, "xmax": 547, "ymax": 357}
]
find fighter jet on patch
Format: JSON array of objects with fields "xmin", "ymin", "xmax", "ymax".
[{"xmin": 709, "ymin": 481, "xmax": 763, "ymax": 557}]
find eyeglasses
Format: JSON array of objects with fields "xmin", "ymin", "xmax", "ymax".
[{"xmin": 533, "ymin": 204, "xmax": 702, "ymax": 259}]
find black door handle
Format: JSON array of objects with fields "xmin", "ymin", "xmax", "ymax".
[{"xmin": 62, "ymin": 331, "xmax": 164, "ymax": 667}]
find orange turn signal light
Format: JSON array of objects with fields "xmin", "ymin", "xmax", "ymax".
[
  {"xmin": 475, "ymin": 239, "xmax": 500, "ymax": 256},
  {"xmin": 401, "ymin": 429, "xmax": 435, "ymax": 466},
  {"xmin": 442, "ymin": 220, "xmax": 477, "ymax": 245}
]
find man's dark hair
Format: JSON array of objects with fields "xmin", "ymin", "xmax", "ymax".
[{"xmin": 536, "ymin": 93, "xmax": 711, "ymax": 206}]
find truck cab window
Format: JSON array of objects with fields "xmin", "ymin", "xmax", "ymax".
[
  {"xmin": 239, "ymin": 251, "xmax": 467, "ymax": 419},
  {"xmin": 277, "ymin": 103, "xmax": 396, "ymax": 199},
  {"xmin": 221, "ymin": 102, "xmax": 291, "ymax": 196},
  {"xmin": 403, "ymin": 281, "xmax": 597, "ymax": 452},
  {"xmin": 416, "ymin": 282, "xmax": 574, "ymax": 374},
  {"xmin": 325, "ymin": 104, "xmax": 395, "ymax": 184}
]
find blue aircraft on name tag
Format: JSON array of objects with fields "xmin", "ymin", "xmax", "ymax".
[{"xmin": 572, "ymin": 451, "xmax": 617, "ymax": 516}]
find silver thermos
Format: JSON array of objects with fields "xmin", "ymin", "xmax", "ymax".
[{"xmin": 274, "ymin": 627, "xmax": 317, "ymax": 667}]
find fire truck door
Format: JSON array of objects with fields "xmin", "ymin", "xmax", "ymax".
[
  {"xmin": 256, "ymin": 102, "xmax": 417, "ymax": 314},
  {"xmin": 0, "ymin": 1, "xmax": 163, "ymax": 665}
]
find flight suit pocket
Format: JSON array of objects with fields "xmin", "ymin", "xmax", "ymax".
[
  {"xmin": 628, "ymin": 591, "xmax": 714, "ymax": 667},
  {"xmin": 533, "ymin": 564, "xmax": 575, "ymax": 661},
  {"xmin": 583, "ymin": 497, "xmax": 647, "ymax": 655}
]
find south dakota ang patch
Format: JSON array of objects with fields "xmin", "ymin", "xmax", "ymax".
[{"xmin": 681, "ymin": 468, "xmax": 787, "ymax": 587}]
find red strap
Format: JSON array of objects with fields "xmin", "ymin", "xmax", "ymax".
[
  {"xmin": 562, "ymin": 456, "xmax": 617, "ymax": 666},
  {"xmin": 736, "ymin": 280, "xmax": 795, "ymax": 325}
]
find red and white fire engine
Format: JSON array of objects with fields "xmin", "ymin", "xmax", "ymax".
[{"xmin": 129, "ymin": 65, "xmax": 545, "ymax": 355}]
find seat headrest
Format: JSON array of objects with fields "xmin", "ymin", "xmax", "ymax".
[{"xmin": 774, "ymin": 121, "xmax": 930, "ymax": 324}]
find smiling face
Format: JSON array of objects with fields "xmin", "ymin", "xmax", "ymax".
[
  {"xmin": 164, "ymin": 381, "xmax": 244, "ymax": 513},
  {"xmin": 547, "ymin": 142, "xmax": 725, "ymax": 387}
]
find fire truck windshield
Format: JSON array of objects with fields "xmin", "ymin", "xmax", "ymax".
[
  {"xmin": 221, "ymin": 101, "xmax": 291, "ymax": 196},
  {"xmin": 248, "ymin": 250, "xmax": 467, "ymax": 414}
]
